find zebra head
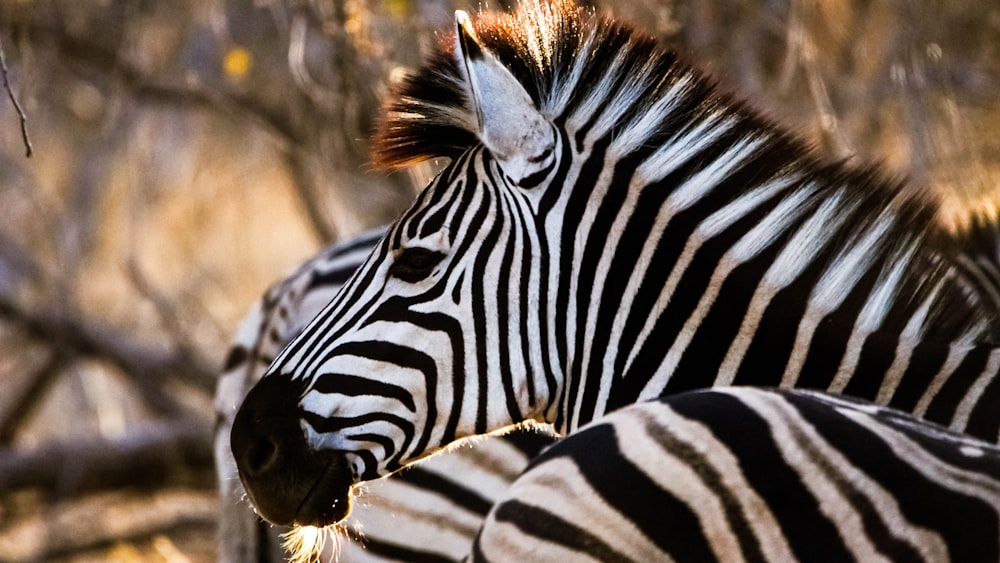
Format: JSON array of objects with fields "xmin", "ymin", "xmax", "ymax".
[{"xmin": 232, "ymin": 1, "xmax": 590, "ymax": 527}]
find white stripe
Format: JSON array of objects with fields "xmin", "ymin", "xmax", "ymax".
[
  {"xmin": 607, "ymin": 76, "xmax": 693, "ymax": 157},
  {"xmin": 827, "ymin": 245, "xmax": 920, "ymax": 394},
  {"xmin": 780, "ymin": 214, "xmax": 897, "ymax": 388},
  {"xmin": 730, "ymin": 389, "xmax": 948, "ymax": 561},
  {"xmin": 622, "ymin": 175, "xmax": 793, "ymax": 381},
  {"xmin": 615, "ymin": 408, "xmax": 747, "ymax": 562},
  {"xmin": 841, "ymin": 407, "xmax": 1000, "ymax": 539},
  {"xmin": 660, "ymin": 133, "xmax": 759, "ymax": 211},
  {"xmin": 500, "ymin": 455, "xmax": 672, "ymax": 561},
  {"xmin": 913, "ymin": 343, "xmax": 972, "ymax": 419},
  {"xmin": 716, "ymin": 190, "xmax": 846, "ymax": 383},
  {"xmin": 949, "ymin": 348, "xmax": 1000, "ymax": 433},
  {"xmin": 641, "ymin": 187, "xmax": 814, "ymax": 397},
  {"xmin": 826, "ymin": 330, "xmax": 869, "ymax": 394},
  {"xmin": 634, "ymin": 115, "xmax": 737, "ymax": 196},
  {"xmin": 564, "ymin": 48, "xmax": 633, "ymax": 137},
  {"xmin": 810, "ymin": 213, "xmax": 895, "ymax": 308},
  {"xmin": 602, "ymin": 176, "xmax": 793, "ymax": 412},
  {"xmin": 636, "ymin": 401, "xmax": 797, "ymax": 562}
]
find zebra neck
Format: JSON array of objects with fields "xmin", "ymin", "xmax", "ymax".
[{"xmin": 544, "ymin": 108, "xmax": 994, "ymax": 434}]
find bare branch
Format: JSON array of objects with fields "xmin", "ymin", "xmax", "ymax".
[
  {"xmin": 125, "ymin": 258, "xmax": 222, "ymax": 377},
  {"xmin": 0, "ymin": 31, "xmax": 32, "ymax": 157},
  {"xmin": 285, "ymin": 149, "xmax": 338, "ymax": 243},
  {"xmin": 0, "ymin": 293, "xmax": 217, "ymax": 395},
  {"xmin": 0, "ymin": 351, "xmax": 70, "ymax": 446},
  {"xmin": 0, "ymin": 421, "xmax": 214, "ymax": 496},
  {"xmin": 3, "ymin": 494, "xmax": 216, "ymax": 563}
]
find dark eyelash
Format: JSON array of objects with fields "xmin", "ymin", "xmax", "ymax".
[{"xmin": 388, "ymin": 247, "xmax": 446, "ymax": 283}]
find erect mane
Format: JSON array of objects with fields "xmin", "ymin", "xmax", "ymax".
[
  {"xmin": 371, "ymin": 1, "xmax": 954, "ymax": 260},
  {"xmin": 373, "ymin": 0, "xmax": 676, "ymax": 169}
]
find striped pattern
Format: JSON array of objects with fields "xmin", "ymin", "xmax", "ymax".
[
  {"xmin": 214, "ymin": 229, "xmax": 553, "ymax": 562},
  {"xmin": 230, "ymin": 0, "xmax": 1000, "ymax": 530},
  {"xmin": 473, "ymin": 387, "xmax": 1000, "ymax": 562}
]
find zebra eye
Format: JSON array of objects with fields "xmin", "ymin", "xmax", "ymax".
[{"xmin": 388, "ymin": 247, "xmax": 446, "ymax": 283}]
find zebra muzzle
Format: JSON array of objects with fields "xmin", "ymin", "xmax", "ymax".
[{"xmin": 231, "ymin": 373, "xmax": 354, "ymax": 527}]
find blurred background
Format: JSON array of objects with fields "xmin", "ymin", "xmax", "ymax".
[{"xmin": 0, "ymin": 0, "xmax": 997, "ymax": 561}]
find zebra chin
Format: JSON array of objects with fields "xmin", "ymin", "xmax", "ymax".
[{"xmin": 231, "ymin": 372, "xmax": 356, "ymax": 527}]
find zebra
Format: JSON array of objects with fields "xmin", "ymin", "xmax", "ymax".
[
  {"xmin": 213, "ymin": 228, "xmax": 554, "ymax": 562},
  {"xmin": 230, "ymin": 0, "xmax": 1000, "ymax": 530},
  {"xmin": 471, "ymin": 387, "xmax": 1000, "ymax": 563},
  {"xmin": 217, "ymin": 236, "xmax": 1000, "ymax": 563}
]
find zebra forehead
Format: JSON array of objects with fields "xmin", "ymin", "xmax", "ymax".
[{"xmin": 372, "ymin": 0, "xmax": 695, "ymax": 169}]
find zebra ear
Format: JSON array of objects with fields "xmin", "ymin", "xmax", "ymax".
[{"xmin": 455, "ymin": 11, "xmax": 555, "ymax": 187}]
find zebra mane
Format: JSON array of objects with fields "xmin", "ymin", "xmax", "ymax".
[
  {"xmin": 372, "ymin": 1, "xmax": 952, "ymax": 254},
  {"xmin": 373, "ymin": 0, "xmax": 694, "ymax": 168}
]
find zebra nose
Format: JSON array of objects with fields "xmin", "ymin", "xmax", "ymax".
[
  {"xmin": 230, "ymin": 372, "xmax": 304, "ymax": 480},
  {"xmin": 234, "ymin": 413, "xmax": 284, "ymax": 478},
  {"xmin": 230, "ymin": 373, "xmax": 354, "ymax": 527}
]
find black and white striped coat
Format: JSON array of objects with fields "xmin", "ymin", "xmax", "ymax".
[{"xmin": 472, "ymin": 387, "xmax": 1000, "ymax": 563}]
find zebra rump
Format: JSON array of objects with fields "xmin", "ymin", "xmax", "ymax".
[{"xmin": 473, "ymin": 387, "xmax": 1000, "ymax": 563}]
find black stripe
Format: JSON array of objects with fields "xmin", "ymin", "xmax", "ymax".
[
  {"xmin": 490, "ymin": 499, "xmax": 632, "ymax": 563},
  {"xmin": 312, "ymin": 373, "xmax": 416, "ymax": 412},
  {"xmin": 797, "ymin": 262, "xmax": 883, "ymax": 390},
  {"xmin": 510, "ymin": 191, "xmax": 539, "ymax": 407},
  {"xmin": 890, "ymin": 339, "xmax": 950, "ymax": 413},
  {"xmin": 926, "ymin": 345, "xmax": 990, "ymax": 427},
  {"xmin": 397, "ymin": 465, "xmax": 494, "ymax": 516},
  {"xmin": 639, "ymin": 412, "xmax": 768, "ymax": 562},
  {"xmin": 494, "ymin": 188, "xmax": 525, "ymax": 422},
  {"xmin": 469, "ymin": 163, "xmax": 506, "ymax": 433},
  {"xmin": 788, "ymin": 392, "xmax": 1000, "ymax": 562},
  {"xmin": 842, "ymin": 331, "xmax": 900, "ymax": 400},
  {"xmin": 966, "ymin": 358, "xmax": 1000, "ymax": 442},
  {"xmin": 669, "ymin": 392, "xmax": 854, "ymax": 561},
  {"xmin": 575, "ymin": 149, "xmax": 650, "ymax": 424},
  {"xmin": 675, "ymin": 230, "xmax": 793, "ymax": 388},
  {"xmin": 543, "ymin": 422, "xmax": 719, "ymax": 560},
  {"xmin": 782, "ymin": 395, "xmax": 926, "ymax": 561},
  {"xmin": 555, "ymin": 136, "xmax": 611, "ymax": 428}
]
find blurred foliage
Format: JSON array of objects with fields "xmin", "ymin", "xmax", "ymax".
[{"xmin": 0, "ymin": 0, "xmax": 997, "ymax": 560}]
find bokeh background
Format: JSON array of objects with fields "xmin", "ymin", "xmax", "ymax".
[{"xmin": 0, "ymin": 1, "xmax": 997, "ymax": 561}]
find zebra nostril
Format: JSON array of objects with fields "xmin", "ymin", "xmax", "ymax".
[
  {"xmin": 243, "ymin": 434, "xmax": 279, "ymax": 477},
  {"xmin": 230, "ymin": 372, "xmax": 309, "ymax": 487}
]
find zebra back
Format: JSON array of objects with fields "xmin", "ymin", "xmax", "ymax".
[
  {"xmin": 472, "ymin": 387, "xmax": 1000, "ymax": 562},
  {"xmin": 213, "ymin": 227, "xmax": 554, "ymax": 562}
]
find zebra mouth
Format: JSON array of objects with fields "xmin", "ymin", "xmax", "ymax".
[{"xmin": 293, "ymin": 451, "xmax": 354, "ymax": 527}]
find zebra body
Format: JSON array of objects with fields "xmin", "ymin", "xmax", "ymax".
[
  {"xmin": 214, "ymin": 228, "xmax": 553, "ymax": 562},
  {"xmin": 231, "ymin": 0, "xmax": 1000, "ymax": 529},
  {"xmin": 472, "ymin": 387, "xmax": 1000, "ymax": 563}
]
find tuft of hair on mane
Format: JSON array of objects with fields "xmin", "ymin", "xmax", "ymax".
[
  {"xmin": 281, "ymin": 525, "xmax": 341, "ymax": 563},
  {"xmin": 371, "ymin": 0, "xmax": 589, "ymax": 170}
]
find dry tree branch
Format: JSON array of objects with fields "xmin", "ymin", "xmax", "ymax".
[
  {"xmin": 778, "ymin": 0, "xmax": 856, "ymax": 162},
  {"xmin": 0, "ymin": 293, "xmax": 217, "ymax": 395},
  {"xmin": 285, "ymin": 149, "xmax": 338, "ymax": 243},
  {"xmin": 0, "ymin": 351, "xmax": 71, "ymax": 446},
  {"xmin": 125, "ymin": 258, "xmax": 222, "ymax": 375},
  {"xmin": 0, "ymin": 421, "xmax": 214, "ymax": 496},
  {"xmin": 0, "ymin": 30, "xmax": 32, "ymax": 157},
  {"xmin": 1, "ymin": 488, "xmax": 216, "ymax": 562}
]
